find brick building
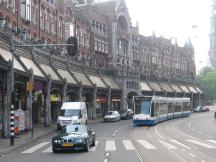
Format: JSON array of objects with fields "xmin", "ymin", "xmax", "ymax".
[{"xmin": 0, "ymin": 0, "xmax": 202, "ymax": 138}]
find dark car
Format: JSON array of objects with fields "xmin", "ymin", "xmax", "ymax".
[
  {"xmin": 52, "ymin": 124, "xmax": 96, "ymax": 153},
  {"xmin": 194, "ymin": 106, "xmax": 209, "ymax": 112},
  {"xmin": 119, "ymin": 109, "xmax": 133, "ymax": 120},
  {"xmin": 214, "ymin": 112, "xmax": 216, "ymax": 119}
]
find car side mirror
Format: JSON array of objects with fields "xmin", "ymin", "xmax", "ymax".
[{"xmin": 79, "ymin": 114, "xmax": 82, "ymax": 118}]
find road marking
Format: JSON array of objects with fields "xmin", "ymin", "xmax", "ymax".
[
  {"xmin": 137, "ymin": 140, "xmax": 156, "ymax": 149},
  {"xmin": 155, "ymin": 125, "xmax": 165, "ymax": 140},
  {"xmin": 112, "ymin": 133, "xmax": 115, "ymax": 137},
  {"xmin": 22, "ymin": 142, "xmax": 50, "ymax": 153},
  {"xmin": 123, "ymin": 140, "xmax": 134, "ymax": 150},
  {"xmin": 106, "ymin": 153, "xmax": 110, "ymax": 157},
  {"xmin": 104, "ymin": 159, "xmax": 108, "ymax": 162},
  {"xmin": 42, "ymin": 146, "xmax": 52, "ymax": 153},
  {"xmin": 105, "ymin": 140, "xmax": 116, "ymax": 151},
  {"xmin": 170, "ymin": 139, "xmax": 191, "ymax": 149},
  {"xmin": 189, "ymin": 153, "xmax": 195, "ymax": 157},
  {"xmin": 206, "ymin": 140, "xmax": 216, "ymax": 145},
  {"xmin": 89, "ymin": 141, "xmax": 99, "ymax": 152},
  {"xmin": 186, "ymin": 139, "xmax": 216, "ymax": 148},
  {"xmin": 158, "ymin": 140, "xmax": 177, "ymax": 150}
]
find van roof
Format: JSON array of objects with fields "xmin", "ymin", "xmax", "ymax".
[{"xmin": 61, "ymin": 102, "xmax": 86, "ymax": 110}]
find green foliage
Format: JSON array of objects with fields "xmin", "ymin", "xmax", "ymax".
[{"xmin": 196, "ymin": 66, "xmax": 216, "ymax": 100}]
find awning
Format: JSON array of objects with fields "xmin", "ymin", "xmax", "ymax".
[
  {"xmin": 57, "ymin": 69, "xmax": 77, "ymax": 84},
  {"xmin": 195, "ymin": 86, "xmax": 203, "ymax": 94},
  {"xmin": 147, "ymin": 82, "xmax": 162, "ymax": 92},
  {"xmin": 72, "ymin": 72, "xmax": 92, "ymax": 87},
  {"xmin": 88, "ymin": 75, "xmax": 107, "ymax": 88},
  {"xmin": 103, "ymin": 77, "xmax": 120, "ymax": 90},
  {"xmin": 19, "ymin": 56, "xmax": 45, "ymax": 78},
  {"xmin": 170, "ymin": 84, "xmax": 182, "ymax": 93},
  {"xmin": 160, "ymin": 83, "xmax": 173, "ymax": 92},
  {"xmin": 39, "ymin": 63, "xmax": 61, "ymax": 81},
  {"xmin": 0, "ymin": 47, "xmax": 25, "ymax": 72},
  {"xmin": 188, "ymin": 86, "xmax": 198, "ymax": 94},
  {"xmin": 140, "ymin": 82, "xmax": 152, "ymax": 91},
  {"xmin": 180, "ymin": 85, "xmax": 191, "ymax": 93}
]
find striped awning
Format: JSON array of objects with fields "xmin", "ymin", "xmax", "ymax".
[
  {"xmin": 140, "ymin": 82, "xmax": 152, "ymax": 91},
  {"xmin": 147, "ymin": 82, "xmax": 162, "ymax": 92},
  {"xmin": 170, "ymin": 84, "xmax": 182, "ymax": 93},
  {"xmin": 180, "ymin": 85, "xmax": 191, "ymax": 93},
  {"xmin": 57, "ymin": 69, "xmax": 77, "ymax": 84},
  {"xmin": 103, "ymin": 77, "xmax": 120, "ymax": 90},
  {"xmin": 72, "ymin": 72, "xmax": 92, "ymax": 87},
  {"xmin": 160, "ymin": 83, "xmax": 173, "ymax": 92},
  {"xmin": 19, "ymin": 56, "xmax": 45, "ymax": 77},
  {"xmin": 0, "ymin": 47, "xmax": 25, "ymax": 72},
  {"xmin": 88, "ymin": 75, "xmax": 107, "ymax": 88},
  {"xmin": 39, "ymin": 63, "xmax": 61, "ymax": 81}
]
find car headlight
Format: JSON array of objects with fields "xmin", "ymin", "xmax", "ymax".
[
  {"xmin": 53, "ymin": 139, "xmax": 62, "ymax": 144},
  {"xmin": 74, "ymin": 139, "xmax": 85, "ymax": 143}
]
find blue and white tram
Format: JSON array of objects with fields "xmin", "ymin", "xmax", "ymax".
[{"xmin": 133, "ymin": 96, "xmax": 191, "ymax": 126}]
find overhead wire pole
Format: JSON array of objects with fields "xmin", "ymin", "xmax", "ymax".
[{"xmin": 9, "ymin": 36, "xmax": 77, "ymax": 146}]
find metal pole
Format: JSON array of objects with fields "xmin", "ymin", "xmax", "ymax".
[{"xmin": 10, "ymin": 36, "xmax": 15, "ymax": 146}]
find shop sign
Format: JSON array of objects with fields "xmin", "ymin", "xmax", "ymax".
[
  {"xmin": 51, "ymin": 94, "xmax": 60, "ymax": 102},
  {"xmin": 26, "ymin": 81, "xmax": 34, "ymax": 92},
  {"xmin": 14, "ymin": 108, "xmax": 25, "ymax": 134},
  {"xmin": 112, "ymin": 98, "xmax": 121, "ymax": 102}
]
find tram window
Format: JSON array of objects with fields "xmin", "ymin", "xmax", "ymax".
[
  {"xmin": 174, "ymin": 102, "xmax": 181, "ymax": 112},
  {"xmin": 160, "ymin": 102, "xmax": 168, "ymax": 115},
  {"xmin": 183, "ymin": 102, "xmax": 190, "ymax": 111},
  {"xmin": 154, "ymin": 102, "xmax": 159, "ymax": 116},
  {"xmin": 141, "ymin": 101, "xmax": 151, "ymax": 114},
  {"xmin": 168, "ymin": 103, "xmax": 173, "ymax": 113},
  {"xmin": 151, "ymin": 102, "xmax": 154, "ymax": 117}
]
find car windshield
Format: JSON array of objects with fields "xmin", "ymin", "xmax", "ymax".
[
  {"xmin": 64, "ymin": 125, "xmax": 87, "ymax": 133},
  {"xmin": 60, "ymin": 109, "xmax": 81, "ymax": 117},
  {"xmin": 105, "ymin": 111, "xmax": 114, "ymax": 115}
]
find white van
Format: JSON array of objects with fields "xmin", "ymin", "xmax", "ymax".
[{"xmin": 57, "ymin": 102, "xmax": 88, "ymax": 131}]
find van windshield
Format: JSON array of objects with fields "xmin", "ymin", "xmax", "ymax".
[{"xmin": 60, "ymin": 109, "xmax": 81, "ymax": 117}]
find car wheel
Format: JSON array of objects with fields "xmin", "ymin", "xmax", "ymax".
[
  {"xmin": 84, "ymin": 140, "xmax": 89, "ymax": 152},
  {"xmin": 52, "ymin": 146, "xmax": 59, "ymax": 153},
  {"xmin": 91, "ymin": 135, "xmax": 96, "ymax": 146},
  {"xmin": 85, "ymin": 120, "xmax": 87, "ymax": 125},
  {"xmin": 57, "ymin": 124, "xmax": 61, "ymax": 131}
]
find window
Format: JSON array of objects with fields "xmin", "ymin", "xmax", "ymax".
[{"xmin": 20, "ymin": 0, "xmax": 31, "ymax": 21}]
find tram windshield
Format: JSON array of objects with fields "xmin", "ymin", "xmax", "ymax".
[{"xmin": 133, "ymin": 96, "xmax": 152, "ymax": 115}]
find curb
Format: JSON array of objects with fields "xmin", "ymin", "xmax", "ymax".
[{"xmin": 0, "ymin": 129, "xmax": 55, "ymax": 156}]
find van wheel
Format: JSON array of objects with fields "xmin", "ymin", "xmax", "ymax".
[{"xmin": 85, "ymin": 120, "xmax": 87, "ymax": 125}]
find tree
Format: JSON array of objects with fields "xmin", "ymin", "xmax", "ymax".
[{"xmin": 196, "ymin": 66, "xmax": 216, "ymax": 101}]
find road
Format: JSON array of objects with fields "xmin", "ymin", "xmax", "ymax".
[{"xmin": 1, "ymin": 107, "xmax": 216, "ymax": 162}]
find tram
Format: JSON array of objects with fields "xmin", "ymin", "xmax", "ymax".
[{"xmin": 133, "ymin": 96, "xmax": 191, "ymax": 126}]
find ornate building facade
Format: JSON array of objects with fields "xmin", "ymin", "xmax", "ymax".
[{"xmin": 0, "ymin": 0, "xmax": 202, "ymax": 138}]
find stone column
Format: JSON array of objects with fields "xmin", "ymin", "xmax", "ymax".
[
  {"xmin": 122, "ymin": 79, "xmax": 127, "ymax": 110},
  {"xmin": 191, "ymin": 93, "xmax": 194, "ymax": 111},
  {"xmin": 27, "ymin": 69, "xmax": 34, "ymax": 130},
  {"xmin": 107, "ymin": 86, "xmax": 111, "ymax": 112},
  {"xmin": 78, "ymin": 81, "xmax": 83, "ymax": 101},
  {"xmin": 92, "ymin": 84, "xmax": 97, "ymax": 119},
  {"xmin": 3, "ymin": 70, "xmax": 11, "ymax": 137},
  {"xmin": 62, "ymin": 79, "xmax": 67, "ymax": 103},
  {"xmin": 45, "ymin": 75, "xmax": 51, "ymax": 126}
]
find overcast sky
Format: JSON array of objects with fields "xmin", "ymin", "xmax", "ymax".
[{"xmin": 96, "ymin": 0, "xmax": 212, "ymax": 72}]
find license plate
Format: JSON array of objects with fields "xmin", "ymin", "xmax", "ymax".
[{"xmin": 62, "ymin": 143, "xmax": 73, "ymax": 147}]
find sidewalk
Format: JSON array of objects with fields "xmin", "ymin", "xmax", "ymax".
[{"xmin": 0, "ymin": 118, "xmax": 103, "ymax": 156}]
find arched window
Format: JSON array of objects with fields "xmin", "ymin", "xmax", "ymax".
[{"xmin": 117, "ymin": 38, "xmax": 128, "ymax": 56}]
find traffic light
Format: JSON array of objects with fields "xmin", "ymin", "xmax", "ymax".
[{"xmin": 66, "ymin": 36, "xmax": 78, "ymax": 56}]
